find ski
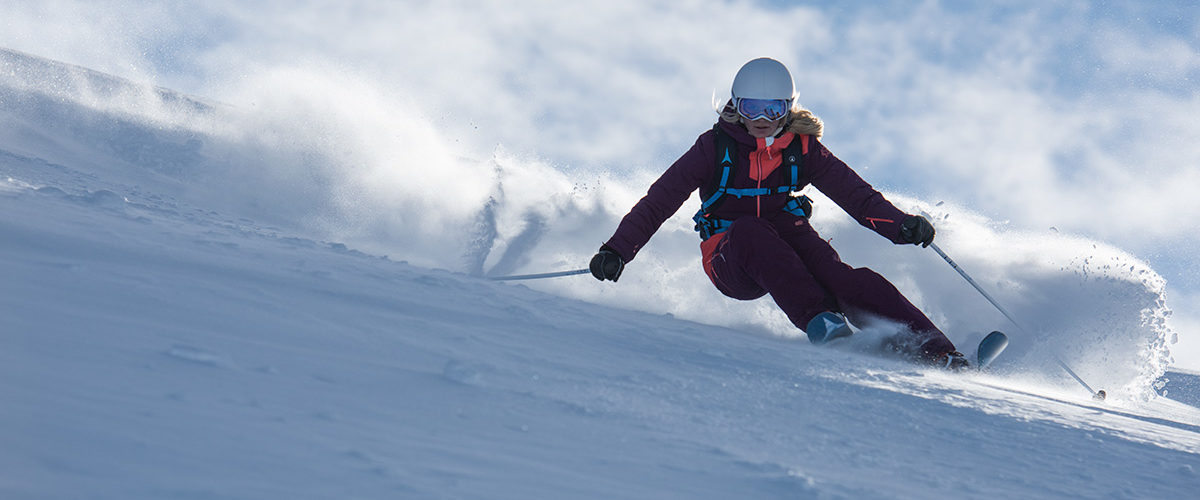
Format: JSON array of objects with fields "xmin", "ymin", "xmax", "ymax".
[{"xmin": 975, "ymin": 331, "xmax": 1009, "ymax": 369}]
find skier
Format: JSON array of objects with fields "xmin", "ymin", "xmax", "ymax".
[{"xmin": 589, "ymin": 57, "xmax": 968, "ymax": 369}]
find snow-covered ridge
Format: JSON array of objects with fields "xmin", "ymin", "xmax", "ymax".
[{"xmin": 2, "ymin": 49, "xmax": 1194, "ymax": 499}]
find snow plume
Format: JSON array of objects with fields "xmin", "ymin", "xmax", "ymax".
[
  {"xmin": 1, "ymin": 48, "xmax": 1174, "ymax": 400},
  {"xmin": 201, "ymin": 65, "xmax": 502, "ymax": 266},
  {"xmin": 199, "ymin": 63, "xmax": 632, "ymax": 279},
  {"xmin": 833, "ymin": 199, "xmax": 1176, "ymax": 402}
]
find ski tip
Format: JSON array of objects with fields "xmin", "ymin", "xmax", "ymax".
[{"xmin": 976, "ymin": 331, "xmax": 1009, "ymax": 368}]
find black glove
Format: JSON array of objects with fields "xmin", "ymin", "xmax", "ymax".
[
  {"xmin": 900, "ymin": 215, "xmax": 936, "ymax": 248},
  {"xmin": 589, "ymin": 245, "xmax": 625, "ymax": 282}
]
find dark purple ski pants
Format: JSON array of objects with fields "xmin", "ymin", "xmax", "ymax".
[{"xmin": 703, "ymin": 216, "xmax": 954, "ymax": 359}]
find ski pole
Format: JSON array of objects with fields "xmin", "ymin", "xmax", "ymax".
[
  {"xmin": 487, "ymin": 268, "xmax": 590, "ymax": 281},
  {"xmin": 927, "ymin": 241, "xmax": 1106, "ymax": 400}
]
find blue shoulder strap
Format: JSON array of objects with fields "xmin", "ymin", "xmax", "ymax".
[{"xmin": 698, "ymin": 125, "xmax": 737, "ymax": 213}]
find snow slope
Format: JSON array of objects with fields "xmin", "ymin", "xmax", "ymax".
[{"xmin": 3, "ymin": 48, "xmax": 1198, "ymax": 499}]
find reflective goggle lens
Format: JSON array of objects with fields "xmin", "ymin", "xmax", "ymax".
[{"xmin": 736, "ymin": 98, "xmax": 789, "ymax": 121}]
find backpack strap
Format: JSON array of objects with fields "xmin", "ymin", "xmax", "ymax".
[
  {"xmin": 782, "ymin": 134, "xmax": 807, "ymax": 191},
  {"xmin": 698, "ymin": 124, "xmax": 738, "ymax": 214},
  {"xmin": 780, "ymin": 134, "xmax": 812, "ymax": 218}
]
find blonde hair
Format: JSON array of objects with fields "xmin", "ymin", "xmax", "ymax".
[
  {"xmin": 718, "ymin": 99, "xmax": 824, "ymax": 138},
  {"xmin": 786, "ymin": 103, "xmax": 824, "ymax": 138}
]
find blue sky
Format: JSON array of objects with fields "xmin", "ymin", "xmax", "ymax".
[{"xmin": 3, "ymin": 0, "xmax": 1197, "ymax": 362}]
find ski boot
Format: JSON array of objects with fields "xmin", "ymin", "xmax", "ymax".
[{"xmin": 805, "ymin": 312, "xmax": 853, "ymax": 345}]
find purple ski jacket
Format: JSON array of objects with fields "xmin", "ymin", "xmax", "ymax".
[{"xmin": 604, "ymin": 117, "xmax": 913, "ymax": 263}]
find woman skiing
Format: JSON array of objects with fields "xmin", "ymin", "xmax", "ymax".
[{"xmin": 589, "ymin": 57, "xmax": 967, "ymax": 368}]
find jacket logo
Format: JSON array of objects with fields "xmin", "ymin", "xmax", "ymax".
[{"xmin": 866, "ymin": 217, "xmax": 894, "ymax": 229}]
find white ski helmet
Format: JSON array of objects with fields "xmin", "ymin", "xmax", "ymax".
[{"xmin": 731, "ymin": 57, "xmax": 795, "ymax": 101}]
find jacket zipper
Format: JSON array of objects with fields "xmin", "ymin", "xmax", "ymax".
[
  {"xmin": 756, "ymin": 151, "xmax": 762, "ymax": 217},
  {"xmin": 756, "ymin": 142, "xmax": 773, "ymax": 217}
]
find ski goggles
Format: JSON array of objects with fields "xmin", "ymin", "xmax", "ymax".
[{"xmin": 735, "ymin": 97, "xmax": 790, "ymax": 121}]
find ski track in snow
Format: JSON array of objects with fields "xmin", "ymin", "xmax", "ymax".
[{"xmin": 2, "ymin": 48, "xmax": 1198, "ymax": 500}]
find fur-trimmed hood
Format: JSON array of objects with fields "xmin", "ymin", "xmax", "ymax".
[{"xmin": 719, "ymin": 99, "xmax": 824, "ymax": 138}]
